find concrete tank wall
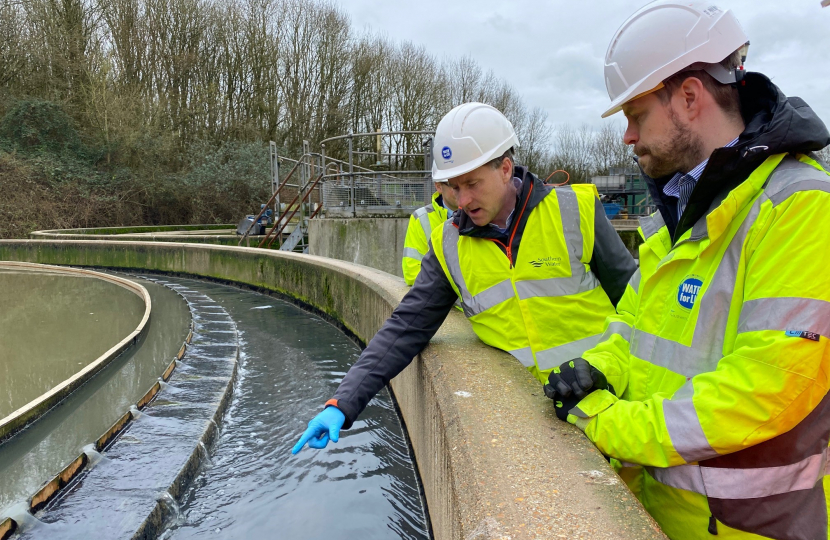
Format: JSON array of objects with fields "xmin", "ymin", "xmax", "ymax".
[
  {"xmin": 308, "ymin": 218, "xmax": 410, "ymax": 278},
  {"xmin": 0, "ymin": 240, "xmax": 665, "ymax": 540}
]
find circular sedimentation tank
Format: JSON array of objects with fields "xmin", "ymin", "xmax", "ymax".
[
  {"xmin": 0, "ymin": 262, "xmax": 151, "ymax": 441},
  {"xmin": 0, "ymin": 265, "xmax": 431, "ymax": 540},
  {"xmin": 0, "ymin": 238, "xmax": 667, "ymax": 540}
]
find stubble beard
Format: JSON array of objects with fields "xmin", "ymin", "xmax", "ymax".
[{"xmin": 636, "ymin": 108, "xmax": 705, "ymax": 179}]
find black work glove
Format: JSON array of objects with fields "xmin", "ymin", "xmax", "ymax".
[{"xmin": 544, "ymin": 358, "xmax": 614, "ymax": 421}]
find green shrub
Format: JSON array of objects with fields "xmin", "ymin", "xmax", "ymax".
[{"xmin": 0, "ymin": 100, "xmax": 88, "ymax": 158}]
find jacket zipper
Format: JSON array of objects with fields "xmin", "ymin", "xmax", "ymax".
[
  {"xmin": 503, "ymin": 182, "xmax": 534, "ymax": 268},
  {"xmin": 489, "ymin": 238, "xmax": 511, "ymax": 265}
]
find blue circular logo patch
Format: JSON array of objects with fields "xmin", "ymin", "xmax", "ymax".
[
  {"xmin": 441, "ymin": 146, "xmax": 452, "ymax": 160},
  {"xmin": 677, "ymin": 278, "xmax": 703, "ymax": 310}
]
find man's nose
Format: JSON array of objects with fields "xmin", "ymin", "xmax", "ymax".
[
  {"xmin": 624, "ymin": 121, "xmax": 638, "ymax": 146},
  {"xmin": 456, "ymin": 189, "xmax": 473, "ymax": 209}
]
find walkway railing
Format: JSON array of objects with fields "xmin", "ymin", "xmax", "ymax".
[
  {"xmin": 240, "ymin": 131, "xmax": 437, "ymax": 250},
  {"xmin": 319, "ymin": 130, "xmax": 435, "ymax": 217}
]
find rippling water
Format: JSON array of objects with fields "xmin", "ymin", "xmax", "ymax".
[{"xmin": 164, "ymin": 279, "xmax": 430, "ymax": 540}]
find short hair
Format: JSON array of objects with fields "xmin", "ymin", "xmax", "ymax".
[
  {"xmin": 488, "ymin": 147, "xmax": 515, "ymax": 169},
  {"xmin": 657, "ymin": 48, "xmax": 744, "ymax": 120}
]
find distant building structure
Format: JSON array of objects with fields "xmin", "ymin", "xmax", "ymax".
[{"xmin": 591, "ymin": 167, "xmax": 653, "ymax": 219}]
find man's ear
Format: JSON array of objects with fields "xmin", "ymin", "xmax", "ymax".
[
  {"xmin": 678, "ymin": 76, "xmax": 705, "ymax": 121},
  {"xmin": 501, "ymin": 157, "xmax": 513, "ymax": 182}
]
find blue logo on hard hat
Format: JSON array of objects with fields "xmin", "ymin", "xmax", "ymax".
[
  {"xmin": 441, "ymin": 146, "xmax": 452, "ymax": 160},
  {"xmin": 677, "ymin": 277, "xmax": 703, "ymax": 310}
]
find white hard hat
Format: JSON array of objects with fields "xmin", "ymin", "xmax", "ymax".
[
  {"xmin": 602, "ymin": 1, "xmax": 749, "ymax": 118},
  {"xmin": 431, "ymin": 102, "xmax": 520, "ymax": 182}
]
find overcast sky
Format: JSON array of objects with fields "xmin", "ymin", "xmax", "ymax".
[{"xmin": 340, "ymin": 0, "xmax": 830, "ymax": 132}]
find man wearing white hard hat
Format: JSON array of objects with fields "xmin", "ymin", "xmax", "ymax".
[
  {"xmin": 543, "ymin": 2, "xmax": 830, "ymax": 539},
  {"xmin": 293, "ymin": 102, "xmax": 636, "ymax": 454}
]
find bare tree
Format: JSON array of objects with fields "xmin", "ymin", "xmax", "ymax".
[{"xmin": 592, "ymin": 122, "xmax": 633, "ymax": 175}]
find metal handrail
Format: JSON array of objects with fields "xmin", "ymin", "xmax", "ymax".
[
  {"xmin": 319, "ymin": 170, "xmax": 431, "ymax": 180},
  {"xmin": 260, "ymin": 171, "xmax": 325, "ymax": 249},
  {"xmin": 280, "ymin": 151, "xmax": 406, "ymax": 182},
  {"xmin": 320, "ymin": 130, "xmax": 434, "ymax": 146},
  {"xmin": 238, "ymin": 153, "xmax": 311, "ymax": 246}
]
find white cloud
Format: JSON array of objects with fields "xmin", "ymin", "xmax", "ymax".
[{"xmin": 340, "ymin": 0, "xmax": 830, "ymax": 131}]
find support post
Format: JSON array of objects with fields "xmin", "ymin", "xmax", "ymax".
[
  {"xmin": 321, "ymin": 143, "xmax": 327, "ymax": 209},
  {"xmin": 348, "ymin": 133, "xmax": 355, "ymax": 218},
  {"xmin": 423, "ymin": 136, "xmax": 434, "ymax": 205},
  {"xmin": 300, "ymin": 140, "xmax": 310, "ymax": 241},
  {"xmin": 376, "ymin": 128, "xmax": 382, "ymax": 166},
  {"xmin": 270, "ymin": 141, "xmax": 279, "ymax": 215}
]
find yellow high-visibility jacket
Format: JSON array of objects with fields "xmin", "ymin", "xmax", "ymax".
[
  {"xmin": 573, "ymin": 154, "xmax": 830, "ymax": 540},
  {"xmin": 432, "ymin": 183, "xmax": 616, "ymax": 384},
  {"xmin": 402, "ymin": 191, "xmax": 450, "ymax": 285}
]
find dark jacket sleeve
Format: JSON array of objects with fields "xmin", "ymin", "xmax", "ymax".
[
  {"xmin": 332, "ymin": 245, "xmax": 457, "ymax": 428},
  {"xmin": 589, "ymin": 198, "xmax": 637, "ymax": 307}
]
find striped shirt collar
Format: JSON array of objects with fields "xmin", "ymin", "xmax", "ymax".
[{"xmin": 663, "ymin": 136, "xmax": 740, "ymax": 216}]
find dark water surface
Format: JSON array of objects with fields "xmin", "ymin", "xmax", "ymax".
[{"xmin": 163, "ymin": 278, "xmax": 429, "ymax": 540}]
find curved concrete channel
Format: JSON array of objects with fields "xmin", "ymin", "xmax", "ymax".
[
  {"xmin": 0, "ymin": 270, "xmax": 430, "ymax": 540},
  {"xmin": 0, "ymin": 239, "xmax": 667, "ymax": 540},
  {"xmin": 7, "ymin": 277, "xmax": 240, "ymax": 540}
]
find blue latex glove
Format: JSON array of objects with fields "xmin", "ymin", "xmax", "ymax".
[{"xmin": 291, "ymin": 406, "xmax": 345, "ymax": 454}]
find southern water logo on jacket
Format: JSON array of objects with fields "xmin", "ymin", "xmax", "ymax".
[
  {"xmin": 677, "ymin": 276, "xmax": 703, "ymax": 310},
  {"xmin": 529, "ymin": 256, "xmax": 562, "ymax": 268}
]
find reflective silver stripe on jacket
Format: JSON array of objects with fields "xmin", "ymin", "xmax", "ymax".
[
  {"xmin": 629, "ymin": 268, "xmax": 641, "ymax": 294},
  {"xmin": 535, "ymin": 333, "xmax": 604, "ymax": 371},
  {"xmin": 514, "ymin": 271, "xmax": 600, "ymax": 300},
  {"xmin": 600, "ymin": 321, "xmax": 633, "ymax": 343},
  {"xmin": 765, "ymin": 157, "xmax": 830, "ymax": 207},
  {"xmin": 463, "ymin": 279, "xmax": 514, "ymax": 317},
  {"xmin": 509, "ymin": 347, "xmax": 535, "ymax": 368},
  {"xmin": 442, "ymin": 223, "xmax": 475, "ymax": 317},
  {"xmin": 556, "ymin": 186, "xmax": 584, "ymax": 260},
  {"xmin": 639, "ymin": 211, "xmax": 666, "ymax": 240},
  {"xmin": 663, "ymin": 395, "xmax": 718, "ymax": 462},
  {"xmin": 738, "ymin": 296, "xmax": 830, "ymax": 336},
  {"xmin": 402, "ymin": 247, "xmax": 424, "ymax": 261},
  {"xmin": 413, "ymin": 205, "xmax": 435, "ymax": 239},
  {"xmin": 647, "ymin": 446, "xmax": 830, "ymax": 500}
]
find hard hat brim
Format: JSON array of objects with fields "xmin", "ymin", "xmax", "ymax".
[{"xmin": 601, "ymin": 82, "xmax": 666, "ymax": 118}]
